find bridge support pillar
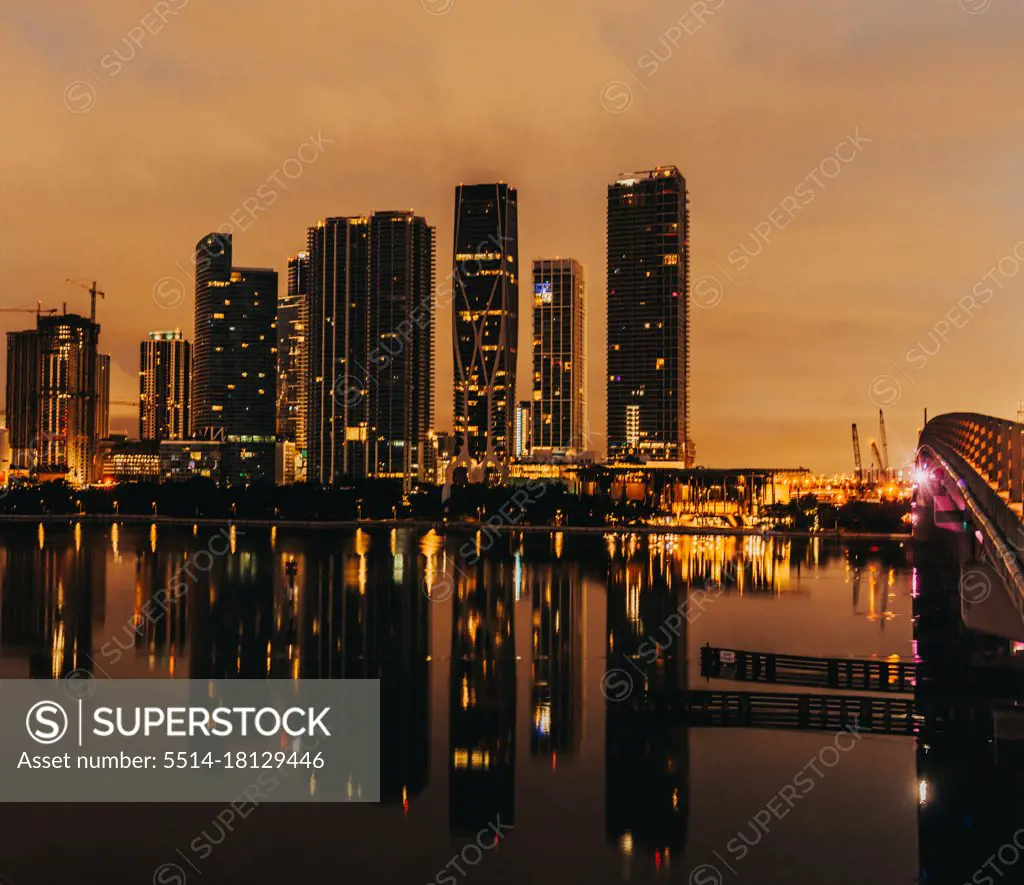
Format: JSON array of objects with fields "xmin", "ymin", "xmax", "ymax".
[{"xmin": 960, "ymin": 561, "xmax": 1024, "ymax": 642}]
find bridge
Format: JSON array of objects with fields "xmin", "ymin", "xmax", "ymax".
[{"xmin": 916, "ymin": 412, "xmax": 1024, "ymax": 640}]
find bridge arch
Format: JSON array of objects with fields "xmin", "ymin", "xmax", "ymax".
[{"xmin": 917, "ymin": 413, "xmax": 1024, "ymax": 632}]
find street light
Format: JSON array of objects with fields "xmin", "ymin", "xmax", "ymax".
[{"xmin": 151, "ymin": 501, "xmax": 157, "ymax": 517}]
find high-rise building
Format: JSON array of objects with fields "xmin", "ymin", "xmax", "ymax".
[
  {"xmin": 368, "ymin": 211, "xmax": 435, "ymax": 482},
  {"xmin": 278, "ymin": 253, "xmax": 309, "ymax": 453},
  {"xmin": 139, "ymin": 330, "xmax": 191, "ymax": 442},
  {"xmin": 532, "ymin": 258, "xmax": 586, "ymax": 456},
  {"xmin": 96, "ymin": 353, "xmax": 111, "ymax": 440},
  {"xmin": 37, "ymin": 313, "xmax": 100, "ymax": 485},
  {"xmin": 607, "ymin": 166, "xmax": 692, "ymax": 464},
  {"xmin": 452, "ymin": 182, "xmax": 519, "ymax": 474},
  {"xmin": 5, "ymin": 329, "xmax": 39, "ymax": 470},
  {"xmin": 306, "ymin": 212, "xmax": 435, "ymax": 486},
  {"xmin": 514, "ymin": 400, "xmax": 532, "ymax": 462},
  {"xmin": 192, "ymin": 233, "xmax": 277, "ymax": 484},
  {"xmin": 306, "ymin": 217, "xmax": 370, "ymax": 483}
]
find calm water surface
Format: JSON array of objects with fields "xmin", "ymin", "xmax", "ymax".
[{"xmin": 0, "ymin": 523, "xmax": 918, "ymax": 884}]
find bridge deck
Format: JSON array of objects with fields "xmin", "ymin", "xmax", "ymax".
[
  {"xmin": 626, "ymin": 690, "xmax": 989, "ymax": 736},
  {"xmin": 626, "ymin": 690, "xmax": 916, "ymax": 734},
  {"xmin": 699, "ymin": 644, "xmax": 917, "ymax": 693}
]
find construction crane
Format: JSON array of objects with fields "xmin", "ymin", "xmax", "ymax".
[
  {"xmin": 65, "ymin": 279, "xmax": 105, "ymax": 322},
  {"xmin": 851, "ymin": 423, "xmax": 863, "ymax": 481},
  {"xmin": 0, "ymin": 303, "xmax": 57, "ymax": 317},
  {"xmin": 878, "ymin": 409, "xmax": 890, "ymax": 473},
  {"xmin": 870, "ymin": 440, "xmax": 885, "ymax": 475}
]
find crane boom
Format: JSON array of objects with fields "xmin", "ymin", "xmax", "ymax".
[
  {"xmin": 870, "ymin": 440, "xmax": 884, "ymax": 473},
  {"xmin": 879, "ymin": 409, "xmax": 890, "ymax": 471},
  {"xmin": 0, "ymin": 303, "xmax": 57, "ymax": 316},
  {"xmin": 65, "ymin": 279, "xmax": 105, "ymax": 322},
  {"xmin": 851, "ymin": 424, "xmax": 863, "ymax": 480}
]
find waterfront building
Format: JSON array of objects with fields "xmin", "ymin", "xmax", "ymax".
[
  {"xmin": 306, "ymin": 217, "xmax": 370, "ymax": 483},
  {"xmin": 607, "ymin": 166, "xmax": 693, "ymax": 464},
  {"xmin": 307, "ymin": 212, "xmax": 435, "ymax": 485},
  {"xmin": 139, "ymin": 330, "xmax": 191, "ymax": 442},
  {"xmin": 278, "ymin": 253, "xmax": 309, "ymax": 457},
  {"xmin": 532, "ymin": 258, "xmax": 585, "ymax": 457},
  {"xmin": 37, "ymin": 313, "xmax": 101, "ymax": 485},
  {"xmin": 96, "ymin": 353, "xmax": 110, "ymax": 440},
  {"xmin": 5, "ymin": 329, "xmax": 39, "ymax": 470},
  {"xmin": 451, "ymin": 182, "xmax": 519, "ymax": 477},
  {"xmin": 192, "ymin": 233, "xmax": 277, "ymax": 484}
]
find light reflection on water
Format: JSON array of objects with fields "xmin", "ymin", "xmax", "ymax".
[{"xmin": 0, "ymin": 524, "xmax": 918, "ymax": 884}]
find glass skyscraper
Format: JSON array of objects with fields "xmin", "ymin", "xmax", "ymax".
[
  {"xmin": 531, "ymin": 258, "xmax": 586, "ymax": 456},
  {"xmin": 278, "ymin": 252, "xmax": 309, "ymax": 451},
  {"xmin": 306, "ymin": 212, "xmax": 435, "ymax": 485},
  {"xmin": 139, "ymin": 330, "xmax": 191, "ymax": 442},
  {"xmin": 607, "ymin": 167, "xmax": 693, "ymax": 464},
  {"xmin": 306, "ymin": 217, "xmax": 371, "ymax": 483},
  {"xmin": 452, "ymin": 182, "xmax": 519, "ymax": 472},
  {"xmin": 192, "ymin": 233, "xmax": 277, "ymax": 484}
]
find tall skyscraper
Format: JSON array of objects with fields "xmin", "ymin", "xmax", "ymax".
[
  {"xmin": 306, "ymin": 212, "xmax": 436, "ymax": 485},
  {"xmin": 306, "ymin": 217, "xmax": 370, "ymax": 483},
  {"xmin": 37, "ymin": 313, "xmax": 100, "ymax": 485},
  {"xmin": 192, "ymin": 232, "xmax": 232, "ymax": 435},
  {"xmin": 140, "ymin": 330, "xmax": 191, "ymax": 442},
  {"xmin": 5, "ymin": 329, "xmax": 39, "ymax": 470},
  {"xmin": 607, "ymin": 166, "xmax": 692, "ymax": 464},
  {"xmin": 531, "ymin": 258, "xmax": 586, "ymax": 456},
  {"xmin": 192, "ymin": 233, "xmax": 278, "ymax": 484},
  {"xmin": 96, "ymin": 353, "xmax": 111, "ymax": 440},
  {"xmin": 452, "ymin": 182, "xmax": 519, "ymax": 473},
  {"xmin": 278, "ymin": 253, "xmax": 309, "ymax": 452},
  {"xmin": 368, "ymin": 211, "xmax": 435, "ymax": 481}
]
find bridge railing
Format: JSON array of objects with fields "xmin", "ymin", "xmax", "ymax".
[{"xmin": 919, "ymin": 412, "xmax": 1024, "ymax": 614}]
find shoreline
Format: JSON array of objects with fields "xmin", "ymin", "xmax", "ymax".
[{"xmin": 0, "ymin": 513, "xmax": 912, "ymax": 542}]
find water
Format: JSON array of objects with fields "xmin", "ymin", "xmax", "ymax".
[{"xmin": 0, "ymin": 523, "xmax": 921, "ymax": 883}]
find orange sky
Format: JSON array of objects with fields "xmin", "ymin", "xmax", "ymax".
[{"xmin": 3, "ymin": 0, "xmax": 1023, "ymax": 472}]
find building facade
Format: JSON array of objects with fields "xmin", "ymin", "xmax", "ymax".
[
  {"xmin": 532, "ymin": 258, "xmax": 586, "ymax": 456},
  {"xmin": 37, "ymin": 314, "xmax": 100, "ymax": 485},
  {"xmin": 452, "ymin": 182, "xmax": 519, "ymax": 473},
  {"xmin": 607, "ymin": 167, "xmax": 693, "ymax": 464},
  {"xmin": 514, "ymin": 400, "xmax": 532, "ymax": 462},
  {"xmin": 139, "ymin": 330, "xmax": 191, "ymax": 442},
  {"xmin": 5, "ymin": 329, "xmax": 39, "ymax": 470},
  {"xmin": 278, "ymin": 253, "xmax": 309, "ymax": 455},
  {"xmin": 307, "ymin": 212, "xmax": 435, "ymax": 486},
  {"xmin": 306, "ymin": 217, "xmax": 370, "ymax": 483},
  {"xmin": 368, "ymin": 211, "xmax": 435, "ymax": 482},
  {"xmin": 96, "ymin": 354, "xmax": 111, "ymax": 441},
  {"xmin": 192, "ymin": 233, "xmax": 277, "ymax": 484}
]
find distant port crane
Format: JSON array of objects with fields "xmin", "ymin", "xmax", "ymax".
[
  {"xmin": 851, "ymin": 424, "xmax": 863, "ymax": 481},
  {"xmin": 879, "ymin": 409, "xmax": 890, "ymax": 473}
]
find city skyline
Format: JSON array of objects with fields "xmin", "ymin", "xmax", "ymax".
[{"xmin": 3, "ymin": 2, "xmax": 1023, "ymax": 472}]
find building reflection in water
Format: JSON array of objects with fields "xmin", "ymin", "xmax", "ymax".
[
  {"xmin": 448, "ymin": 534, "xmax": 517, "ymax": 835},
  {"xmin": 0, "ymin": 522, "xmax": 104, "ymax": 679},
  {"xmin": 530, "ymin": 555, "xmax": 583, "ymax": 760},
  {"xmin": 605, "ymin": 533, "xmax": 690, "ymax": 877},
  {"xmin": 0, "ymin": 522, "xmax": 935, "ymax": 877}
]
